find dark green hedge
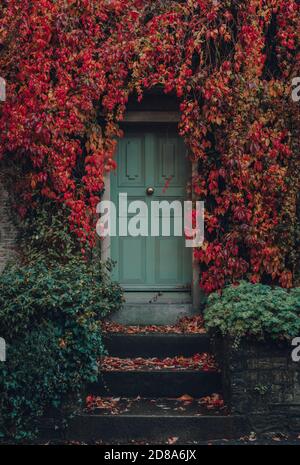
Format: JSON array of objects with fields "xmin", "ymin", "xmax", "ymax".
[{"xmin": 0, "ymin": 258, "xmax": 123, "ymax": 440}]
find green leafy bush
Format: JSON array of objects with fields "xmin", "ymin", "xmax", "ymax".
[
  {"xmin": 19, "ymin": 201, "xmax": 83, "ymax": 264},
  {"xmin": 0, "ymin": 258, "xmax": 123, "ymax": 440},
  {"xmin": 204, "ymin": 282, "xmax": 300, "ymax": 341}
]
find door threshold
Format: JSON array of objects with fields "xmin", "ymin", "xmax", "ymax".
[
  {"xmin": 109, "ymin": 303, "xmax": 195, "ymax": 325},
  {"xmin": 124, "ymin": 291, "xmax": 192, "ymax": 305}
]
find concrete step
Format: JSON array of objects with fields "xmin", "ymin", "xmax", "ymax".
[
  {"xmin": 66, "ymin": 414, "xmax": 247, "ymax": 443},
  {"xmin": 109, "ymin": 303, "xmax": 195, "ymax": 325},
  {"xmin": 124, "ymin": 292, "xmax": 192, "ymax": 304},
  {"xmin": 103, "ymin": 333, "xmax": 211, "ymax": 358},
  {"xmin": 89, "ymin": 370, "xmax": 221, "ymax": 398},
  {"xmin": 64, "ymin": 398, "xmax": 247, "ymax": 442}
]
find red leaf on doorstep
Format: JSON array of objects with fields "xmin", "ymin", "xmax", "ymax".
[
  {"xmin": 167, "ymin": 437, "xmax": 179, "ymax": 445},
  {"xmin": 101, "ymin": 315, "xmax": 206, "ymax": 335},
  {"xmin": 100, "ymin": 353, "xmax": 218, "ymax": 372},
  {"xmin": 199, "ymin": 393, "xmax": 224, "ymax": 409},
  {"xmin": 177, "ymin": 394, "xmax": 194, "ymax": 402}
]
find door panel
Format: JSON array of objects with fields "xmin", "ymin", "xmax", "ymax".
[
  {"xmin": 155, "ymin": 237, "xmax": 183, "ymax": 284},
  {"xmin": 111, "ymin": 130, "xmax": 192, "ymax": 291},
  {"xmin": 118, "ymin": 136, "xmax": 146, "ymax": 187},
  {"xmin": 118, "ymin": 236, "xmax": 147, "ymax": 285},
  {"xmin": 155, "ymin": 135, "xmax": 188, "ymax": 188}
]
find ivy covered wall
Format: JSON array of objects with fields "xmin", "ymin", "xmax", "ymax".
[
  {"xmin": 0, "ymin": 1, "xmax": 299, "ymax": 292},
  {"xmin": 0, "ymin": 175, "xmax": 16, "ymax": 271}
]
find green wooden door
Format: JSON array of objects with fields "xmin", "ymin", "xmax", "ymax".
[{"xmin": 111, "ymin": 129, "xmax": 192, "ymax": 291}]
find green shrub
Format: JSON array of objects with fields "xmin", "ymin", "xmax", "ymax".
[
  {"xmin": 0, "ymin": 258, "xmax": 123, "ymax": 440},
  {"xmin": 19, "ymin": 201, "xmax": 83, "ymax": 265},
  {"xmin": 204, "ymin": 281, "xmax": 300, "ymax": 341}
]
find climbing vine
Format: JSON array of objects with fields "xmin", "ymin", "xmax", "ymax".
[{"xmin": 0, "ymin": 0, "xmax": 299, "ymax": 292}]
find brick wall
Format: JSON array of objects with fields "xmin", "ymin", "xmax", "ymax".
[
  {"xmin": 215, "ymin": 338, "xmax": 300, "ymax": 433},
  {"xmin": 0, "ymin": 176, "xmax": 17, "ymax": 272}
]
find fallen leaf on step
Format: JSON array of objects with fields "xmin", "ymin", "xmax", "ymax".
[
  {"xmin": 167, "ymin": 437, "xmax": 179, "ymax": 445},
  {"xmin": 177, "ymin": 394, "xmax": 194, "ymax": 402},
  {"xmin": 85, "ymin": 396, "xmax": 124, "ymax": 415},
  {"xmin": 100, "ymin": 353, "xmax": 218, "ymax": 372},
  {"xmin": 101, "ymin": 315, "xmax": 206, "ymax": 335},
  {"xmin": 198, "ymin": 393, "xmax": 224, "ymax": 409}
]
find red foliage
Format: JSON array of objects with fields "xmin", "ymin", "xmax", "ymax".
[
  {"xmin": 101, "ymin": 316, "xmax": 206, "ymax": 334},
  {"xmin": 199, "ymin": 393, "xmax": 225, "ymax": 410},
  {"xmin": 85, "ymin": 393, "xmax": 225, "ymax": 415},
  {"xmin": 85, "ymin": 393, "xmax": 225, "ymax": 413},
  {"xmin": 100, "ymin": 353, "xmax": 218, "ymax": 372},
  {"xmin": 0, "ymin": 1, "xmax": 299, "ymax": 290}
]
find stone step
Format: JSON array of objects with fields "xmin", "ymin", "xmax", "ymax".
[
  {"xmin": 103, "ymin": 333, "xmax": 211, "ymax": 358},
  {"xmin": 124, "ymin": 292, "xmax": 192, "ymax": 305},
  {"xmin": 108, "ymin": 303, "xmax": 195, "ymax": 325},
  {"xmin": 66, "ymin": 414, "xmax": 247, "ymax": 443},
  {"xmin": 89, "ymin": 370, "xmax": 222, "ymax": 398},
  {"xmin": 64, "ymin": 398, "xmax": 247, "ymax": 443}
]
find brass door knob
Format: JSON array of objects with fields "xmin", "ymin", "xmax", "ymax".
[{"xmin": 146, "ymin": 187, "xmax": 154, "ymax": 196}]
